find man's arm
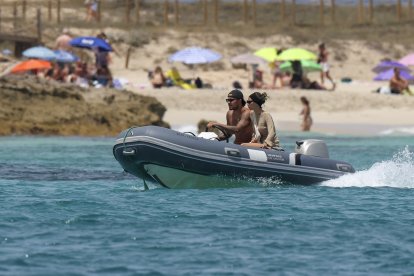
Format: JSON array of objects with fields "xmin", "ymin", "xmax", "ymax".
[
  {"xmin": 207, "ymin": 111, "xmax": 233, "ymax": 140},
  {"xmin": 207, "ymin": 110, "xmax": 251, "ymax": 140},
  {"xmin": 214, "ymin": 109, "xmax": 251, "ymax": 134}
]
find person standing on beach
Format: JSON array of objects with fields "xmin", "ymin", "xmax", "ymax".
[
  {"xmin": 207, "ymin": 89, "xmax": 253, "ymax": 144},
  {"xmin": 55, "ymin": 29, "xmax": 72, "ymax": 51},
  {"xmin": 300, "ymin": 96, "xmax": 312, "ymax": 131},
  {"xmin": 85, "ymin": 0, "xmax": 99, "ymax": 22},
  {"xmin": 271, "ymin": 49, "xmax": 285, "ymax": 89},
  {"xmin": 318, "ymin": 43, "xmax": 336, "ymax": 91}
]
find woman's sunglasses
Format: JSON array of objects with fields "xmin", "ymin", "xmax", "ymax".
[{"xmin": 247, "ymin": 100, "xmax": 253, "ymax": 104}]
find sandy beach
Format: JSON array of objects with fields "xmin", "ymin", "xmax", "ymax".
[
  {"xmin": 128, "ymin": 85, "xmax": 414, "ymax": 136},
  {"xmin": 2, "ymin": 8, "xmax": 414, "ymax": 136},
  {"xmin": 87, "ymin": 30, "xmax": 414, "ymax": 136}
]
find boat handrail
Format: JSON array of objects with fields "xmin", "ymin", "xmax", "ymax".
[{"xmin": 122, "ymin": 126, "xmax": 139, "ymax": 151}]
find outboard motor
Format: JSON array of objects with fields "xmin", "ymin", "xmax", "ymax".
[{"xmin": 295, "ymin": 139, "xmax": 329, "ymax": 158}]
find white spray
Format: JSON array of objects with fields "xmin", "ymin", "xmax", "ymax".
[{"xmin": 322, "ymin": 146, "xmax": 414, "ymax": 188}]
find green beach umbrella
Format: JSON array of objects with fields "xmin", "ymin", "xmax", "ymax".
[
  {"xmin": 280, "ymin": 60, "xmax": 322, "ymax": 73},
  {"xmin": 276, "ymin": 47, "xmax": 317, "ymax": 61},
  {"xmin": 254, "ymin": 47, "xmax": 279, "ymax": 62}
]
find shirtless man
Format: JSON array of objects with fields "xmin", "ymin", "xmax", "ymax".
[
  {"xmin": 207, "ymin": 89, "xmax": 253, "ymax": 144},
  {"xmin": 55, "ymin": 29, "xmax": 72, "ymax": 51},
  {"xmin": 390, "ymin": 68, "xmax": 412, "ymax": 95},
  {"xmin": 318, "ymin": 43, "xmax": 336, "ymax": 90}
]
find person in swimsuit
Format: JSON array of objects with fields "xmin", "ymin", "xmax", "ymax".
[
  {"xmin": 390, "ymin": 68, "xmax": 413, "ymax": 95},
  {"xmin": 318, "ymin": 43, "xmax": 336, "ymax": 91},
  {"xmin": 300, "ymin": 96, "xmax": 312, "ymax": 131},
  {"xmin": 241, "ymin": 92, "xmax": 280, "ymax": 149}
]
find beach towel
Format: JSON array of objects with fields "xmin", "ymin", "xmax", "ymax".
[{"xmin": 165, "ymin": 69, "xmax": 195, "ymax": 90}]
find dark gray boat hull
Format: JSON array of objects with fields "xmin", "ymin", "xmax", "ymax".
[{"xmin": 113, "ymin": 126, "xmax": 355, "ymax": 188}]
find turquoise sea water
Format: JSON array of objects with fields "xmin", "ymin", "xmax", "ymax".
[{"xmin": 1, "ymin": 133, "xmax": 413, "ymax": 275}]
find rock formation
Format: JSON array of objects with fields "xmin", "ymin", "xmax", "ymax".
[{"xmin": 0, "ymin": 76, "xmax": 169, "ymax": 136}]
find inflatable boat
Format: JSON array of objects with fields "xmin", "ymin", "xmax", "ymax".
[{"xmin": 113, "ymin": 126, "xmax": 355, "ymax": 189}]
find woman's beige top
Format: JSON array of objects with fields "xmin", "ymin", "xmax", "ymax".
[{"xmin": 251, "ymin": 111, "xmax": 280, "ymax": 148}]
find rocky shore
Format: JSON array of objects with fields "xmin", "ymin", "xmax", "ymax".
[{"xmin": 0, "ymin": 76, "xmax": 169, "ymax": 136}]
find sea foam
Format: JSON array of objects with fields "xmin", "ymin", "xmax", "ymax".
[
  {"xmin": 322, "ymin": 146, "xmax": 414, "ymax": 188},
  {"xmin": 380, "ymin": 127, "xmax": 414, "ymax": 136}
]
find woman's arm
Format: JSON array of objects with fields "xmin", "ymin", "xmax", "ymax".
[{"xmin": 263, "ymin": 113, "xmax": 277, "ymax": 148}]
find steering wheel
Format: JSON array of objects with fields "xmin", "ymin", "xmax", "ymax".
[{"xmin": 205, "ymin": 125, "xmax": 230, "ymax": 143}]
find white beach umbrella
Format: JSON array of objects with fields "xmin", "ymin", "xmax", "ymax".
[
  {"xmin": 169, "ymin": 47, "xmax": 222, "ymax": 64},
  {"xmin": 230, "ymin": 53, "xmax": 267, "ymax": 65}
]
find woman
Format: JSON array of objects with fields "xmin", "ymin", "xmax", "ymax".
[
  {"xmin": 241, "ymin": 92, "xmax": 280, "ymax": 149},
  {"xmin": 151, "ymin": 66, "xmax": 166, "ymax": 88},
  {"xmin": 300, "ymin": 96, "xmax": 312, "ymax": 131}
]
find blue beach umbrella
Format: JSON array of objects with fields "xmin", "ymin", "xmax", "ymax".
[
  {"xmin": 70, "ymin": 36, "xmax": 113, "ymax": 52},
  {"xmin": 22, "ymin": 46, "xmax": 56, "ymax": 60},
  {"xmin": 372, "ymin": 60, "xmax": 410, "ymax": 73},
  {"xmin": 169, "ymin": 47, "xmax": 222, "ymax": 64},
  {"xmin": 54, "ymin": 50, "xmax": 79, "ymax": 63},
  {"xmin": 2, "ymin": 49, "xmax": 12, "ymax": 56},
  {"xmin": 373, "ymin": 68, "xmax": 414, "ymax": 81}
]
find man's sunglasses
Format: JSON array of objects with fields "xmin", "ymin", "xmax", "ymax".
[{"xmin": 226, "ymin": 98, "xmax": 238, "ymax": 103}]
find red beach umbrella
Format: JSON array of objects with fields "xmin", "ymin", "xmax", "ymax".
[{"xmin": 11, "ymin": 59, "xmax": 52, "ymax": 73}]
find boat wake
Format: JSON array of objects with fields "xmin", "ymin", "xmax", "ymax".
[{"xmin": 322, "ymin": 146, "xmax": 414, "ymax": 188}]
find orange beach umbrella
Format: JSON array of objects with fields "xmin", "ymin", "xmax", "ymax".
[{"xmin": 11, "ymin": 59, "xmax": 52, "ymax": 73}]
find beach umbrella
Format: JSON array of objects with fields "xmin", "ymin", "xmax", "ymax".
[
  {"xmin": 10, "ymin": 59, "xmax": 51, "ymax": 73},
  {"xmin": 399, "ymin": 53, "xmax": 414, "ymax": 66},
  {"xmin": 54, "ymin": 50, "xmax": 79, "ymax": 63},
  {"xmin": 254, "ymin": 47, "xmax": 279, "ymax": 62},
  {"xmin": 276, "ymin": 48, "xmax": 317, "ymax": 61},
  {"xmin": 169, "ymin": 47, "xmax": 222, "ymax": 64},
  {"xmin": 280, "ymin": 60, "xmax": 322, "ymax": 73},
  {"xmin": 373, "ymin": 68, "xmax": 414, "ymax": 81},
  {"xmin": 372, "ymin": 60, "xmax": 410, "ymax": 73},
  {"xmin": 2, "ymin": 49, "xmax": 12, "ymax": 56},
  {"xmin": 70, "ymin": 36, "xmax": 113, "ymax": 52},
  {"xmin": 230, "ymin": 53, "xmax": 267, "ymax": 65},
  {"xmin": 22, "ymin": 46, "xmax": 56, "ymax": 61}
]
